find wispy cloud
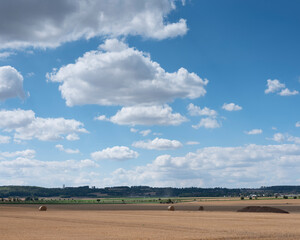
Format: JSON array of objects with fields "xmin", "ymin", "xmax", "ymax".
[{"xmin": 245, "ymin": 129, "xmax": 263, "ymax": 135}]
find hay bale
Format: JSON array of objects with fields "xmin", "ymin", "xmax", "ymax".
[
  {"xmin": 198, "ymin": 206, "xmax": 204, "ymax": 211},
  {"xmin": 39, "ymin": 205, "xmax": 47, "ymax": 211},
  {"xmin": 237, "ymin": 206, "xmax": 288, "ymax": 214},
  {"xmin": 168, "ymin": 205, "xmax": 175, "ymax": 211}
]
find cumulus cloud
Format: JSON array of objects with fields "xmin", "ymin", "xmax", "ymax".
[
  {"xmin": 66, "ymin": 133, "xmax": 79, "ymax": 141},
  {"xmin": 0, "ymin": 156, "xmax": 99, "ymax": 186},
  {"xmin": 222, "ymin": 103, "xmax": 242, "ymax": 111},
  {"xmin": 102, "ymin": 144, "xmax": 300, "ymax": 187},
  {"xmin": 271, "ymin": 133, "xmax": 285, "ymax": 142},
  {"xmin": 265, "ymin": 79, "xmax": 298, "ymax": 96},
  {"xmin": 0, "ymin": 135, "xmax": 10, "ymax": 144},
  {"xmin": 91, "ymin": 146, "xmax": 138, "ymax": 161},
  {"xmin": 132, "ymin": 138, "xmax": 182, "ymax": 150},
  {"xmin": 55, "ymin": 144, "xmax": 80, "ymax": 154},
  {"xmin": 48, "ymin": 39, "xmax": 208, "ymax": 107},
  {"xmin": 192, "ymin": 118, "xmax": 220, "ymax": 129},
  {"xmin": 187, "ymin": 103, "xmax": 217, "ymax": 117},
  {"xmin": 0, "ymin": 66, "xmax": 26, "ymax": 101},
  {"xmin": 245, "ymin": 129, "xmax": 263, "ymax": 135},
  {"xmin": 278, "ymin": 88, "xmax": 299, "ymax": 96},
  {"xmin": 0, "ymin": 149, "xmax": 36, "ymax": 159},
  {"xmin": 94, "ymin": 115, "xmax": 108, "ymax": 121},
  {"xmin": 269, "ymin": 133, "xmax": 300, "ymax": 144},
  {"xmin": 265, "ymin": 79, "xmax": 285, "ymax": 94},
  {"xmin": 96, "ymin": 105, "xmax": 187, "ymax": 126},
  {"xmin": 14, "ymin": 117, "xmax": 88, "ymax": 141},
  {"xmin": 296, "ymin": 121, "xmax": 300, "ymax": 128},
  {"xmin": 0, "ymin": 109, "xmax": 87, "ymax": 141},
  {"xmin": 0, "ymin": 0, "xmax": 187, "ymax": 50},
  {"xmin": 0, "ymin": 109, "xmax": 35, "ymax": 129}
]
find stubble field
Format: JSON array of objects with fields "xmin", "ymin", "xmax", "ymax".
[{"xmin": 1, "ymin": 199, "xmax": 300, "ymax": 239}]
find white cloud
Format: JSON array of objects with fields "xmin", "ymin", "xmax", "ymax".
[
  {"xmin": 0, "ymin": 0, "xmax": 187, "ymax": 50},
  {"xmin": 245, "ymin": 129, "xmax": 263, "ymax": 135},
  {"xmin": 14, "ymin": 117, "xmax": 88, "ymax": 141},
  {"xmin": 91, "ymin": 146, "xmax": 138, "ymax": 161},
  {"xmin": 265, "ymin": 79, "xmax": 298, "ymax": 96},
  {"xmin": 0, "ymin": 109, "xmax": 87, "ymax": 141},
  {"xmin": 265, "ymin": 79, "xmax": 285, "ymax": 94},
  {"xmin": 0, "ymin": 135, "xmax": 10, "ymax": 144},
  {"xmin": 271, "ymin": 133, "xmax": 285, "ymax": 142},
  {"xmin": 132, "ymin": 138, "xmax": 182, "ymax": 150},
  {"xmin": 103, "ymin": 144, "xmax": 300, "ymax": 187},
  {"xmin": 287, "ymin": 136, "xmax": 300, "ymax": 144},
  {"xmin": 278, "ymin": 88, "xmax": 299, "ymax": 96},
  {"xmin": 0, "ymin": 149, "xmax": 36, "ymax": 159},
  {"xmin": 66, "ymin": 133, "xmax": 79, "ymax": 141},
  {"xmin": 0, "ymin": 109, "xmax": 35, "ymax": 129},
  {"xmin": 26, "ymin": 72, "xmax": 35, "ymax": 77},
  {"xmin": 0, "ymin": 157, "xmax": 99, "ymax": 187},
  {"xmin": 186, "ymin": 141, "xmax": 200, "ymax": 145},
  {"xmin": 222, "ymin": 103, "xmax": 242, "ymax": 111},
  {"xmin": 139, "ymin": 129, "xmax": 152, "ymax": 137},
  {"xmin": 192, "ymin": 118, "xmax": 220, "ymax": 129},
  {"xmin": 0, "ymin": 52, "xmax": 15, "ymax": 59},
  {"xmin": 94, "ymin": 115, "xmax": 109, "ymax": 121},
  {"xmin": 187, "ymin": 103, "xmax": 217, "ymax": 117},
  {"xmin": 130, "ymin": 128, "xmax": 152, "ymax": 136},
  {"xmin": 55, "ymin": 144, "xmax": 80, "ymax": 154},
  {"xmin": 269, "ymin": 132, "xmax": 300, "ymax": 145},
  {"xmin": 0, "ymin": 66, "xmax": 26, "ymax": 101},
  {"xmin": 97, "ymin": 105, "xmax": 187, "ymax": 126},
  {"xmin": 130, "ymin": 128, "xmax": 138, "ymax": 133},
  {"xmin": 48, "ymin": 39, "xmax": 208, "ymax": 107},
  {"xmin": 296, "ymin": 121, "xmax": 300, "ymax": 128}
]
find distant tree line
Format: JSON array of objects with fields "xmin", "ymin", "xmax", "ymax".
[{"xmin": 0, "ymin": 185, "xmax": 300, "ymax": 198}]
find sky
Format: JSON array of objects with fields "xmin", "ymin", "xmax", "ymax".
[{"xmin": 0, "ymin": 0, "xmax": 299, "ymax": 188}]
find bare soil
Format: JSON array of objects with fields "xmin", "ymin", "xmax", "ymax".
[
  {"xmin": 237, "ymin": 206, "xmax": 289, "ymax": 214},
  {"xmin": 1, "ymin": 199, "xmax": 300, "ymax": 239}
]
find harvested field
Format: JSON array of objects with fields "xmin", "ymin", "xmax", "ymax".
[{"xmin": 1, "ymin": 199, "xmax": 300, "ymax": 239}]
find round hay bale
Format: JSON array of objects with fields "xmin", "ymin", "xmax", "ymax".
[
  {"xmin": 39, "ymin": 205, "xmax": 47, "ymax": 211},
  {"xmin": 168, "ymin": 205, "xmax": 175, "ymax": 211},
  {"xmin": 198, "ymin": 206, "xmax": 204, "ymax": 211}
]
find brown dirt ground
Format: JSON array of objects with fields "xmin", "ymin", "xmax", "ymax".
[{"xmin": 1, "ymin": 199, "xmax": 300, "ymax": 239}]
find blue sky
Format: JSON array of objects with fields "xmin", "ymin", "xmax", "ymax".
[{"xmin": 0, "ymin": 0, "xmax": 299, "ymax": 188}]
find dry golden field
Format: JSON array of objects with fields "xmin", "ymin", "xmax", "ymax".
[{"xmin": 1, "ymin": 199, "xmax": 300, "ymax": 239}]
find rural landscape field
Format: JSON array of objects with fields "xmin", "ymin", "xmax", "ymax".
[
  {"xmin": 1, "ymin": 0, "xmax": 300, "ymax": 239},
  {"xmin": 1, "ymin": 198, "xmax": 300, "ymax": 239}
]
